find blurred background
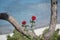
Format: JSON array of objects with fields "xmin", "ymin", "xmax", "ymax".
[{"xmin": 0, "ymin": 0, "xmax": 60, "ymax": 34}]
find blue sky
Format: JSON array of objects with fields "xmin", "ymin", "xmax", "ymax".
[{"xmin": 0, "ymin": 0, "xmax": 60, "ymax": 27}]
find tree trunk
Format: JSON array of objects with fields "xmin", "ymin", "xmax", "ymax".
[{"xmin": 44, "ymin": 0, "xmax": 58, "ymax": 40}]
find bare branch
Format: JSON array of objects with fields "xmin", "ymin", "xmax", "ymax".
[{"xmin": 0, "ymin": 13, "xmax": 37, "ymax": 39}]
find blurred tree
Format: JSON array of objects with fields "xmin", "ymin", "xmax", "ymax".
[{"xmin": 44, "ymin": 0, "xmax": 58, "ymax": 40}]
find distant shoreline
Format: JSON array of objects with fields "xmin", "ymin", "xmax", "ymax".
[{"xmin": 0, "ymin": 23, "xmax": 60, "ymax": 35}]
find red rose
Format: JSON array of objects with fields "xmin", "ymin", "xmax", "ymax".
[
  {"xmin": 22, "ymin": 20, "xmax": 26, "ymax": 25},
  {"xmin": 32, "ymin": 16, "xmax": 36, "ymax": 20}
]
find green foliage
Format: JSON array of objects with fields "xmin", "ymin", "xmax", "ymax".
[
  {"xmin": 50, "ymin": 29, "xmax": 60, "ymax": 40},
  {"xmin": 7, "ymin": 29, "xmax": 41, "ymax": 40},
  {"xmin": 7, "ymin": 30, "xmax": 31, "ymax": 40},
  {"xmin": 43, "ymin": 28, "xmax": 49, "ymax": 36},
  {"xmin": 7, "ymin": 28, "xmax": 60, "ymax": 40},
  {"xmin": 39, "ymin": 28, "xmax": 49, "ymax": 40},
  {"xmin": 40, "ymin": 28, "xmax": 60, "ymax": 40}
]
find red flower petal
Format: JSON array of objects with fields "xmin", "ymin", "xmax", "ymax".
[
  {"xmin": 32, "ymin": 16, "xmax": 36, "ymax": 20},
  {"xmin": 22, "ymin": 20, "xmax": 26, "ymax": 25}
]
